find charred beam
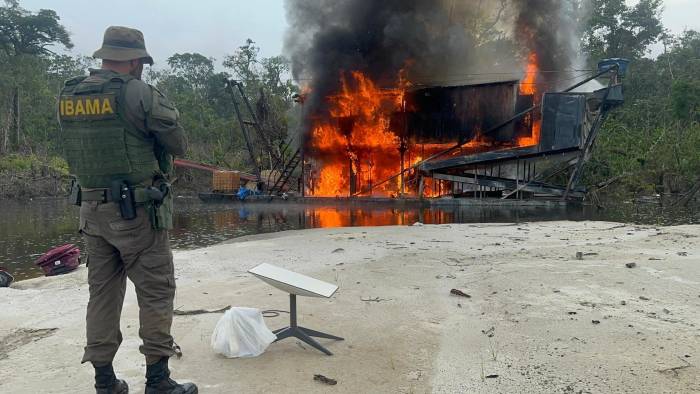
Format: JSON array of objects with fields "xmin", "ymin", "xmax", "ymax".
[{"xmin": 431, "ymin": 172, "xmax": 585, "ymax": 199}]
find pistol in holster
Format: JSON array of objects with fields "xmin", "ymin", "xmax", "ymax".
[
  {"xmin": 110, "ymin": 180, "xmax": 137, "ymax": 220},
  {"xmin": 145, "ymin": 181, "xmax": 170, "ymax": 207},
  {"xmin": 146, "ymin": 179, "xmax": 173, "ymax": 230}
]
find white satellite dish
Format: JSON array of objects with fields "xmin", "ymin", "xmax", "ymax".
[
  {"xmin": 248, "ymin": 263, "xmax": 343, "ymax": 355},
  {"xmin": 248, "ymin": 263, "xmax": 338, "ymax": 298}
]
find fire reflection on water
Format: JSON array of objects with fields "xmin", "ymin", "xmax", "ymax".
[
  {"xmin": 202, "ymin": 202, "xmax": 568, "ymax": 234},
  {"xmin": 3, "ymin": 199, "xmax": 696, "ymax": 281}
]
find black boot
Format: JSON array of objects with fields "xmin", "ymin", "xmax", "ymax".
[
  {"xmin": 93, "ymin": 363, "xmax": 129, "ymax": 394},
  {"xmin": 145, "ymin": 357, "xmax": 198, "ymax": 394}
]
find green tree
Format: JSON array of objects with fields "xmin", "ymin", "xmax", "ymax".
[
  {"xmin": 167, "ymin": 53, "xmax": 217, "ymax": 92},
  {"xmin": 587, "ymin": 29, "xmax": 700, "ymax": 197},
  {"xmin": 671, "ymin": 79, "xmax": 700, "ymax": 122},
  {"xmin": 223, "ymin": 39, "xmax": 259, "ymax": 86},
  {"xmin": 583, "ymin": 0, "xmax": 664, "ymax": 60},
  {"xmin": 0, "ymin": 0, "xmax": 72, "ymax": 56},
  {"xmin": 0, "ymin": 0, "xmax": 73, "ymax": 153},
  {"xmin": 149, "ymin": 53, "xmax": 239, "ymax": 167},
  {"xmin": 222, "ymin": 40, "xmax": 298, "ymax": 169}
]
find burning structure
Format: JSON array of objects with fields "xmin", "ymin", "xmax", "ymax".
[{"xmin": 283, "ymin": 0, "xmax": 625, "ymax": 201}]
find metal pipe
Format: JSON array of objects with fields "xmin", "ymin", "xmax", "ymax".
[
  {"xmin": 563, "ymin": 69, "xmax": 618, "ymax": 200},
  {"xmin": 563, "ymin": 66, "xmax": 618, "ymax": 93},
  {"xmin": 226, "ymin": 80, "xmax": 261, "ymax": 179},
  {"xmin": 290, "ymin": 294, "xmax": 297, "ymax": 327},
  {"xmin": 516, "ymin": 159, "xmax": 520, "ymax": 200}
]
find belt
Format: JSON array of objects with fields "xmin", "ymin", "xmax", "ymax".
[{"xmin": 81, "ymin": 188, "xmax": 152, "ymax": 204}]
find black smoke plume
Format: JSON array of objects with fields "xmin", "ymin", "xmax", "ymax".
[
  {"xmin": 284, "ymin": 0, "xmax": 582, "ymax": 129},
  {"xmin": 513, "ymin": 0, "xmax": 578, "ymax": 89}
]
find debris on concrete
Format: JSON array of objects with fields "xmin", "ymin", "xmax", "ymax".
[
  {"xmin": 314, "ymin": 374, "xmax": 338, "ymax": 385},
  {"xmin": 450, "ymin": 289, "xmax": 471, "ymax": 298},
  {"xmin": 360, "ymin": 296, "xmax": 391, "ymax": 303},
  {"xmin": 174, "ymin": 306, "xmax": 231, "ymax": 316},
  {"xmin": 657, "ymin": 357, "xmax": 693, "ymax": 377},
  {"xmin": 481, "ymin": 327, "xmax": 495, "ymax": 337}
]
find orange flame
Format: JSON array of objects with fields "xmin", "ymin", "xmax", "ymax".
[
  {"xmin": 517, "ymin": 52, "xmax": 542, "ymax": 147},
  {"xmin": 520, "ymin": 52, "xmax": 538, "ymax": 95},
  {"xmin": 307, "ymin": 53, "xmax": 545, "ymax": 197},
  {"xmin": 517, "ymin": 119, "xmax": 542, "ymax": 147},
  {"xmin": 309, "ymin": 71, "xmax": 404, "ymax": 197}
]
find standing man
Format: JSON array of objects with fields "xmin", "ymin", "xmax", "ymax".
[{"xmin": 58, "ymin": 26, "xmax": 197, "ymax": 394}]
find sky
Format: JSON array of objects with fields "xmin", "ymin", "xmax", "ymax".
[
  {"xmin": 19, "ymin": 0, "xmax": 700, "ymax": 68},
  {"xmin": 21, "ymin": 0, "xmax": 289, "ymax": 66}
]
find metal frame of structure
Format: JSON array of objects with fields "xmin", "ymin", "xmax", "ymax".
[{"xmin": 416, "ymin": 61, "xmax": 626, "ymax": 202}]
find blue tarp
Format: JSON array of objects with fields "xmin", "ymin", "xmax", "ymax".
[{"xmin": 237, "ymin": 187, "xmax": 259, "ymax": 201}]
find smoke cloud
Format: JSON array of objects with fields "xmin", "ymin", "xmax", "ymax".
[
  {"xmin": 284, "ymin": 0, "xmax": 585, "ymax": 125},
  {"xmin": 512, "ymin": 0, "xmax": 581, "ymax": 89}
]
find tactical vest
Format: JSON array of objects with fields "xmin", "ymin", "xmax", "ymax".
[{"xmin": 59, "ymin": 73, "xmax": 160, "ymax": 188}]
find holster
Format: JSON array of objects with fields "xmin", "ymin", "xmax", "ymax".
[
  {"xmin": 110, "ymin": 180, "xmax": 137, "ymax": 220},
  {"xmin": 146, "ymin": 180, "xmax": 173, "ymax": 230}
]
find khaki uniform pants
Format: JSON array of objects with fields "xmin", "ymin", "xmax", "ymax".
[{"xmin": 79, "ymin": 201, "xmax": 176, "ymax": 364}]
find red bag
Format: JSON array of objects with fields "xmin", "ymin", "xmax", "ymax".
[{"xmin": 34, "ymin": 244, "xmax": 81, "ymax": 276}]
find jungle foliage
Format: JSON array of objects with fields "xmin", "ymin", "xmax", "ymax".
[
  {"xmin": 0, "ymin": 0, "xmax": 697, "ymax": 198},
  {"xmin": 582, "ymin": 0, "xmax": 700, "ymax": 197}
]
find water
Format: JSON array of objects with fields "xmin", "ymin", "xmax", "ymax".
[{"xmin": 1, "ymin": 197, "xmax": 697, "ymax": 281}]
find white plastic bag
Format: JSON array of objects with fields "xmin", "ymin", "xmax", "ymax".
[{"xmin": 211, "ymin": 307, "xmax": 277, "ymax": 358}]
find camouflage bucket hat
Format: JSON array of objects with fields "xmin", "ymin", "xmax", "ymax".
[{"xmin": 93, "ymin": 26, "xmax": 154, "ymax": 65}]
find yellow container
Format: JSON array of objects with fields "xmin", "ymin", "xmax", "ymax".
[{"xmin": 212, "ymin": 171, "xmax": 241, "ymax": 192}]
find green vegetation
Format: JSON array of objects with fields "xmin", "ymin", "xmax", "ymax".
[
  {"xmin": 582, "ymin": 0, "xmax": 700, "ymax": 197},
  {"xmin": 146, "ymin": 40, "xmax": 297, "ymax": 169},
  {"xmin": 0, "ymin": 153, "xmax": 67, "ymax": 173},
  {"xmin": 0, "ymin": 0, "xmax": 697, "ymax": 199}
]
